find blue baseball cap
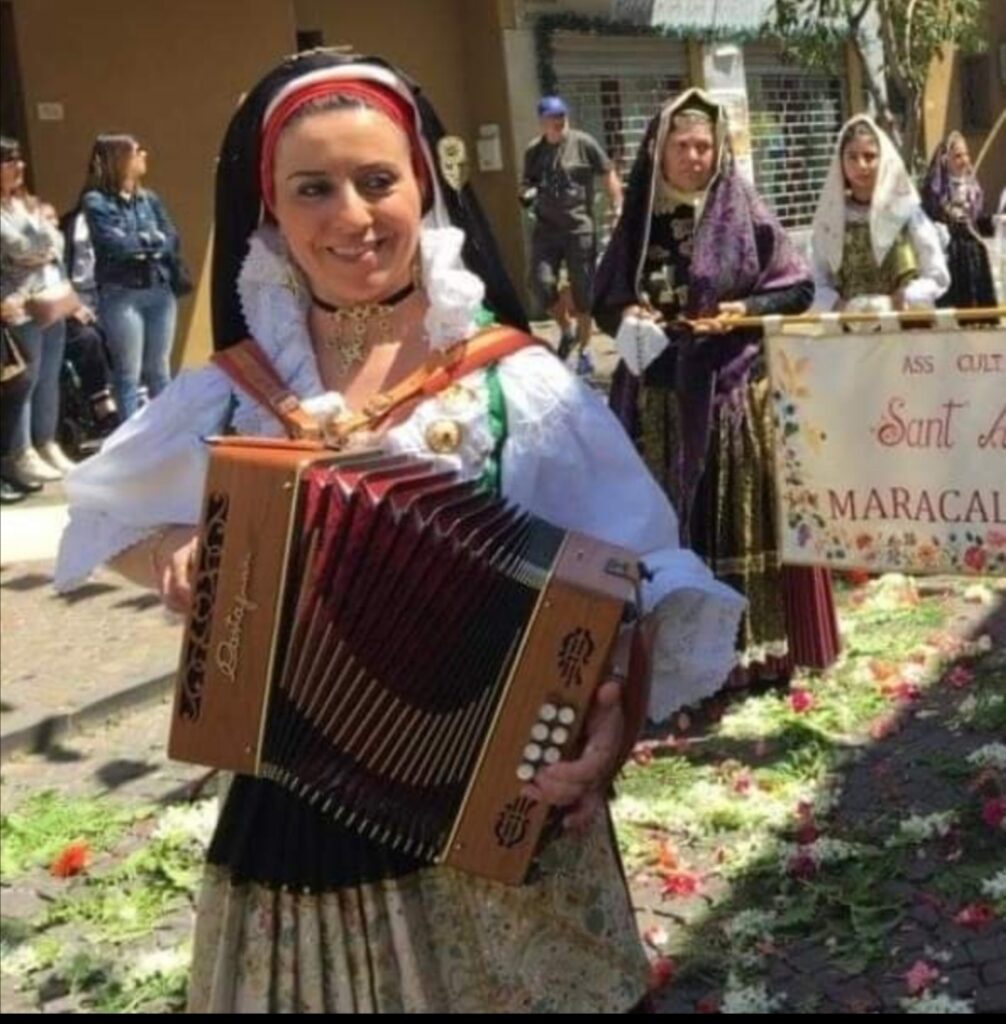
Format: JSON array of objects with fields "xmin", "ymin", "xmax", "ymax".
[{"xmin": 537, "ymin": 96, "xmax": 568, "ymax": 118}]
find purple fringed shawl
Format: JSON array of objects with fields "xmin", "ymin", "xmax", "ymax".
[
  {"xmin": 594, "ymin": 91, "xmax": 810, "ymax": 530},
  {"xmin": 921, "ymin": 137, "xmax": 985, "ymax": 226}
]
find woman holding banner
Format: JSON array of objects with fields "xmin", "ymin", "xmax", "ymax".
[
  {"xmin": 810, "ymin": 116, "xmax": 949, "ymax": 314},
  {"xmin": 594, "ymin": 89, "xmax": 841, "ymax": 699}
]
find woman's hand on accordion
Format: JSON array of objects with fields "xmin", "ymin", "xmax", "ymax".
[
  {"xmin": 154, "ymin": 526, "xmax": 200, "ymax": 614},
  {"xmin": 109, "ymin": 524, "xmax": 199, "ymax": 612},
  {"xmin": 521, "ymin": 679, "xmax": 624, "ymax": 835}
]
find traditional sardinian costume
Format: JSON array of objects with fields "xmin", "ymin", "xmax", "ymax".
[
  {"xmin": 54, "ymin": 55, "xmax": 744, "ymax": 1013},
  {"xmin": 920, "ymin": 132, "xmax": 997, "ymax": 311},
  {"xmin": 595, "ymin": 89, "xmax": 840, "ymax": 691},
  {"xmin": 811, "ymin": 115, "xmax": 950, "ymax": 312}
]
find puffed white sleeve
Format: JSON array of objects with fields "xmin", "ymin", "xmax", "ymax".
[
  {"xmin": 497, "ymin": 346, "xmax": 745, "ymax": 720},
  {"xmin": 53, "ymin": 365, "xmax": 233, "ymax": 592},
  {"xmin": 902, "ymin": 208, "xmax": 951, "ymax": 307},
  {"xmin": 810, "ymin": 247, "xmax": 841, "ymax": 313}
]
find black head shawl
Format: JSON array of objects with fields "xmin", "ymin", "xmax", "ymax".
[{"xmin": 212, "ymin": 50, "xmax": 527, "ymax": 351}]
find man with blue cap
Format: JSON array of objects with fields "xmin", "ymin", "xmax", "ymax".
[{"xmin": 521, "ymin": 96, "xmax": 622, "ymax": 373}]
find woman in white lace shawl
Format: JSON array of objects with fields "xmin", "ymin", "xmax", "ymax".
[
  {"xmin": 55, "ymin": 52, "xmax": 744, "ymax": 1013},
  {"xmin": 811, "ymin": 115, "xmax": 949, "ymax": 314}
]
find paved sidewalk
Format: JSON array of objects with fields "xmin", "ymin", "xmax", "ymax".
[{"xmin": 0, "ymin": 557, "xmax": 181, "ymax": 762}]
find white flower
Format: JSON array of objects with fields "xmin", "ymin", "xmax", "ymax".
[
  {"xmin": 721, "ymin": 976, "xmax": 786, "ymax": 1014},
  {"xmin": 900, "ymin": 992, "xmax": 974, "ymax": 1014},
  {"xmin": 723, "ymin": 909, "xmax": 778, "ymax": 946},
  {"xmin": 128, "ymin": 944, "xmax": 191, "ymax": 985},
  {"xmin": 967, "ymin": 743, "xmax": 1006, "ymax": 772},
  {"xmin": 981, "ymin": 868, "xmax": 1006, "ymax": 901},
  {"xmin": 777, "ymin": 837, "xmax": 861, "ymax": 871},
  {"xmin": 610, "ymin": 794, "xmax": 651, "ymax": 824},
  {"xmin": 890, "ymin": 812, "xmax": 957, "ymax": 845},
  {"xmin": 956, "ymin": 695, "xmax": 979, "ymax": 722},
  {"xmin": 0, "ymin": 941, "xmax": 51, "ymax": 978},
  {"xmin": 152, "ymin": 799, "xmax": 218, "ymax": 849}
]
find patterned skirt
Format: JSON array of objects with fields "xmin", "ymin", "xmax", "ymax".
[
  {"xmin": 640, "ymin": 375, "xmax": 840, "ymax": 686},
  {"xmin": 186, "ymin": 784, "xmax": 649, "ymax": 1013}
]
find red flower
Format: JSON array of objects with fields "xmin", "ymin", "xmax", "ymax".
[
  {"xmin": 789, "ymin": 689, "xmax": 815, "ymax": 714},
  {"xmin": 695, "ymin": 997, "xmax": 720, "ymax": 1014},
  {"xmin": 786, "ymin": 850, "xmax": 818, "ymax": 880},
  {"xmin": 954, "ymin": 903, "xmax": 996, "ymax": 929},
  {"xmin": 732, "ymin": 772, "xmax": 753, "ymax": 795},
  {"xmin": 647, "ymin": 955, "xmax": 675, "ymax": 991},
  {"xmin": 50, "ymin": 840, "xmax": 89, "ymax": 878},
  {"xmin": 795, "ymin": 821, "xmax": 820, "ymax": 846},
  {"xmin": 904, "ymin": 959, "xmax": 940, "ymax": 996},
  {"xmin": 943, "ymin": 665, "xmax": 975, "ymax": 689},
  {"xmin": 963, "ymin": 546, "xmax": 987, "ymax": 572},
  {"xmin": 660, "ymin": 870, "xmax": 702, "ymax": 898},
  {"xmin": 982, "ymin": 797, "xmax": 1006, "ymax": 830}
]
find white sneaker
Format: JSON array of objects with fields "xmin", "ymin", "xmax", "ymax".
[
  {"xmin": 3, "ymin": 448, "xmax": 62, "ymax": 485},
  {"xmin": 37, "ymin": 441, "xmax": 77, "ymax": 475}
]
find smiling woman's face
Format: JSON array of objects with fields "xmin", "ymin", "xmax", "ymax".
[{"xmin": 272, "ymin": 106, "xmax": 423, "ymax": 305}]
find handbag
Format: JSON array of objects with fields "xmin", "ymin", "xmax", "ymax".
[
  {"xmin": 1, "ymin": 324, "xmax": 27, "ymax": 384},
  {"xmin": 24, "ymin": 281, "xmax": 82, "ymax": 328},
  {"xmin": 168, "ymin": 254, "xmax": 194, "ymax": 298}
]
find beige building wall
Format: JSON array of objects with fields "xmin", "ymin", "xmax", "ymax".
[
  {"xmin": 924, "ymin": 2, "xmax": 1005, "ymax": 207},
  {"xmin": 10, "ymin": 0, "xmax": 296, "ymax": 366}
]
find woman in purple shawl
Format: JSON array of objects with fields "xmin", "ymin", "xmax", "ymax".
[
  {"xmin": 921, "ymin": 131, "xmax": 997, "ymax": 311},
  {"xmin": 594, "ymin": 89, "xmax": 840, "ymax": 692}
]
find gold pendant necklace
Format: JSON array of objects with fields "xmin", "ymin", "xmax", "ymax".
[{"xmin": 312, "ymin": 283, "xmax": 416, "ymax": 375}]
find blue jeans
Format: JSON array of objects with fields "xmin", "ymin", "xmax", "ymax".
[
  {"xmin": 99, "ymin": 283, "xmax": 177, "ymax": 418},
  {"xmin": 7, "ymin": 318, "xmax": 66, "ymax": 454}
]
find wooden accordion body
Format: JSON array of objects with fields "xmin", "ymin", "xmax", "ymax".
[{"xmin": 169, "ymin": 438, "xmax": 638, "ymax": 885}]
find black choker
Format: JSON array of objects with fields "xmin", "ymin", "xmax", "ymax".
[{"xmin": 309, "ymin": 281, "xmax": 416, "ymax": 314}]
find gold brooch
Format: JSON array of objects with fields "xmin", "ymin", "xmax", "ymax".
[{"xmin": 425, "ymin": 419, "xmax": 464, "ymax": 454}]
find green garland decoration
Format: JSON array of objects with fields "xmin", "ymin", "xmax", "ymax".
[{"xmin": 533, "ymin": 11, "xmax": 838, "ymax": 94}]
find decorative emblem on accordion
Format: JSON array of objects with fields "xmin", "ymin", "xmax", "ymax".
[
  {"xmin": 169, "ymin": 441, "xmax": 639, "ymax": 885},
  {"xmin": 178, "ymin": 492, "xmax": 230, "ymax": 722}
]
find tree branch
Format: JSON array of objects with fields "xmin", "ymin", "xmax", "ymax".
[{"xmin": 849, "ymin": 0, "xmax": 874, "ymax": 30}]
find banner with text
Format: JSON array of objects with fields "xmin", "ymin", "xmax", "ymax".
[{"xmin": 766, "ymin": 325, "xmax": 1005, "ymax": 576}]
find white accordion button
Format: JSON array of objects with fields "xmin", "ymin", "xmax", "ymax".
[
  {"xmin": 530, "ymin": 723, "xmax": 550, "ymax": 742},
  {"xmin": 543, "ymin": 747, "xmax": 562, "ymax": 765},
  {"xmin": 550, "ymin": 726, "xmax": 570, "ymax": 746},
  {"xmin": 516, "ymin": 763, "xmax": 536, "ymax": 782},
  {"xmin": 538, "ymin": 703, "xmax": 558, "ymax": 723},
  {"xmin": 558, "ymin": 706, "xmax": 576, "ymax": 726},
  {"xmin": 523, "ymin": 743, "xmax": 543, "ymax": 763}
]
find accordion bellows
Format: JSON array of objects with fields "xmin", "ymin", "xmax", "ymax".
[{"xmin": 170, "ymin": 439, "xmax": 637, "ymax": 884}]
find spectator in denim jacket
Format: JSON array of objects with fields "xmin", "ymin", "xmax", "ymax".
[{"xmin": 81, "ymin": 134, "xmax": 181, "ymax": 417}]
